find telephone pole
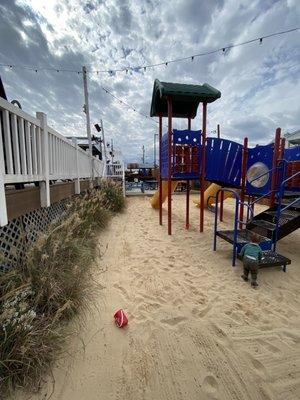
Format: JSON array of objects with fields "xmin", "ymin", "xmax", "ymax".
[
  {"xmin": 82, "ymin": 65, "xmax": 93, "ymax": 185},
  {"xmin": 100, "ymin": 119, "xmax": 107, "ymax": 162}
]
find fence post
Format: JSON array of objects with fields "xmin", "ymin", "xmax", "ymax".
[
  {"xmin": 0, "ymin": 122, "xmax": 8, "ymax": 226},
  {"xmin": 72, "ymin": 138, "xmax": 80, "ymax": 194},
  {"xmin": 122, "ymin": 162, "xmax": 126, "ymax": 197},
  {"xmin": 36, "ymin": 112, "xmax": 50, "ymax": 207}
]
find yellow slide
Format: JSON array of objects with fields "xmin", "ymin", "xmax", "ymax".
[
  {"xmin": 151, "ymin": 182, "xmax": 232, "ymax": 209},
  {"xmin": 193, "ymin": 183, "xmax": 232, "ymax": 208},
  {"xmin": 150, "ymin": 181, "xmax": 178, "ymax": 209}
]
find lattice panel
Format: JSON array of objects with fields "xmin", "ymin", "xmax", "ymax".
[{"xmin": 0, "ymin": 199, "xmax": 71, "ymax": 272}]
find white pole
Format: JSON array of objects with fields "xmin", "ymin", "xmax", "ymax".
[
  {"xmin": 82, "ymin": 65, "xmax": 93, "ymax": 187},
  {"xmin": 100, "ymin": 119, "xmax": 107, "ymax": 178},
  {"xmin": 0, "ymin": 121, "xmax": 8, "ymax": 226},
  {"xmin": 100, "ymin": 119, "xmax": 107, "ymax": 161},
  {"xmin": 37, "ymin": 112, "xmax": 50, "ymax": 207}
]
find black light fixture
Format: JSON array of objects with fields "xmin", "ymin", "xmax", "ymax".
[{"xmin": 94, "ymin": 123, "xmax": 101, "ymax": 132}]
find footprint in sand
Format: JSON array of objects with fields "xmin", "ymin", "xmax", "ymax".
[
  {"xmin": 249, "ymin": 356, "xmax": 268, "ymax": 378},
  {"xmin": 160, "ymin": 316, "xmax": 187, "ymax": 326},
  {"xmin": 257, "ymin": 339, "xmax": 281, "ymax": 354},
  {"xmin": 203, "ymin": 375, "xmax": 219, "ymax": 395}
]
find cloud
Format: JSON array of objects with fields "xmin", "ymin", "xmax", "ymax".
[{"xmin": 0, "ymin": 0, "xmax": 299, "ymax": 162}]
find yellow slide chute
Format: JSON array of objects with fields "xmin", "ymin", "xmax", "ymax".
[
  {"xmin": 192, "ymin": 183, "xmax": 232, "ymax": 208},
  {"xmin": 151, "ymin": 182, "xmax": 232, "ymax": 209},
  {"xmin": 150, "ymin": 181, "xmax": 178, "ymax": 209}
]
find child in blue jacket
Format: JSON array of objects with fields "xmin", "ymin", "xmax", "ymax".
[{"xmin": 240, "ymin": 233, "xmax": 262, "ymax": 288}]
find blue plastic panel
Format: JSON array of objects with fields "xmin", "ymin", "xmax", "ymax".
[
  {"xmin": 161, "ymin": 130, "xmax": 201, "ymax": 180},
  {"xmin": 284, "ymin": 146, "xmax": 300, "ymax": 161},
  {"xmin": 173, "ymin": 129, "xmax": 201, "ymax": 145},
  {"xmin": 246, "ymin": 144, "xmax": 273, "ymax": 196},
  {"xmin": 205, "ymin": 138, "xmax": 243, "ymax": 187}
]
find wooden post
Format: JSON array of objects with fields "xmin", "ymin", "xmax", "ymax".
[
  {"xmin": 167, "ymin": 97, "xmax": 173, "ymax": 235},
  {"xmin": 217, "ymin": 124, "xmax": 220, "ymax": 139},
  {"xmin": 270, "ymin": 127, "xmax": 281, "ymax": 207},
  {"xmin": 200, "ymin": 103, "xmax": 207, "ymax": 232},
  {"xmin": 159, "ymin": 115, "xmax": 163, "ymax": 226},
  {"xmin": 186, "ymin": 117, "xmax": 191, "ymax": 229},
  {"xmin": 72, "ymin": 138, "xmax": 81, "ymax": 194},
  {"xmin": 37, "ymin": 112, "xmax": 50, "ymax": 207},
  {"xmin": 0, "ymin": 120, "xmax": 8, "ymax": 226},
  {"xmin": 239, "ymin": 137, "xmax": 248, "ymax": 228}
]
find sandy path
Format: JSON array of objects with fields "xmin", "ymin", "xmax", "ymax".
[{"xmin": 22, "ymin": 196, "xmax": 300, "ymax": 400}]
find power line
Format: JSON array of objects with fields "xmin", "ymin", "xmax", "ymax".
[
  {"xmin": 0, "ymin": 27, "xmax": 298, "ymax": 75},
  {"xmin": 100, "ymin": 86, "xmax": 158, "ymax": 125}
]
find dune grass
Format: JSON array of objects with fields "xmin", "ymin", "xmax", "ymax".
[{"xmin": 0, "ymin": 181, "xmax": 125, "ymax": 396}]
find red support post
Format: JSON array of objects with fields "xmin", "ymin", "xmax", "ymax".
[
  {"xmin": 279, "ymin": 137, "xmax": 285, "ymax": 159},
  {"xmin": 217, "ymin": 124, "xmax": 220, "ymax": 139},
  {"xmin": 167, "ymin": 96, "xmax": 173, "ymax": 235},
  {"xmin": 186, "ymin": 117, "xmax": 191, "ymax": 229},
  {"xmin": 200, "ymin": 103, "xmax": 207, "ymax": 232},
  {"xmin": 270, "ymin": 127, "xmax": 281, "ymax": 208},
  {"xmin": 158, "ymin": 115, "xmax": 163, "ymax": 225},
  {"xmin": 239, "ymin": 137, "xmax": 248, "ymax": 228},
  {"xmin": 220, "ymin": 191, "xmax": 224, "ymax": 222}
]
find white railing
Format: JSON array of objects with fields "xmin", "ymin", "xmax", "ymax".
[
  {"xmin": 106, "ymin": 161, "xmax": 126, "ymax": 197},
  {"xmin": 0, "ymin": 97, "xmax": 105, "ymax": 226}
]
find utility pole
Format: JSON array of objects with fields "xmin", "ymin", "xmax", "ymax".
[
  {"xmin": 142, "ymin": 145, "xmax": 145, "ymax": 164},
  {"xmin": 100, "ymin": 119, "xmax": 107, "ymax": 162},
  {"xmin": 82, "ymin": 65, "xmax": 93, "ymax": 186},
  {"xmin": 111, "ymin": 138, "xmax": 114, "ymax": 164}
]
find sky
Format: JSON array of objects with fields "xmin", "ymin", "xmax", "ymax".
[{"xmin": 0, "ymin": 0, "xmax": 299, "ymax": 163}]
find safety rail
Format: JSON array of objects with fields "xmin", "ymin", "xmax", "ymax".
[
  {"xmin": 273, "ymin": 171, "xmax": 300, "ymax": 250},
  {"xmin": 0, "ymin": 97, "xmax": 105, "ymax": 226},
  {"xmin": 213, "ymin": 188, "xmax": 240, "ymax": 266},
  {"xmin": 106, "ymin": 162, "xmax": 126, "ymax": 197},
  {"xmin": 246, "ymin": 160, "xmax": 287, "ymax": 221}
]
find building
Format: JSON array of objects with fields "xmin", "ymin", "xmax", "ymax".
[{"xmin": 284, "ymin": 130, "xmax": 300, "ymax": 147}]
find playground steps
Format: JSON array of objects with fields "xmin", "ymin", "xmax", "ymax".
[
  {"xmin": 216, "ymin": 229, "xmax": 291, "ymax": 269},
  {"xmin": 247, "ymin": 200, "xmax": 300, "ymax": 241},
  {"xmin": 237, "ymin": 250, "xmax": 291, "ymax": 271},
  {"xmin": 216, "ymin": 229, "xmax": 272, "ymax": 252}
]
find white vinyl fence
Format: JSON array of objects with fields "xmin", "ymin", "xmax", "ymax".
[
  {"xmin": 0, "ymin": 97, "xmax": 105, "ymax": 226},
  {"xmin": 106, "ymin": 161, "xmax": 126, "ymax": 197}
]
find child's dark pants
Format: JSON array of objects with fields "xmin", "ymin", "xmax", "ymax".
[{"xmin": 243, "ymin": 257, "xmax": 259, "ymax": 285}]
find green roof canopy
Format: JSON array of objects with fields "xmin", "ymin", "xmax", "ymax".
[{"xmin": 150, "ymin": 79, "xmax": 221, "ymax": 119}]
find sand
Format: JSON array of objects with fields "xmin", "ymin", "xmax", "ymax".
[{"xmin": 20, "ymin": 195, "xmax": 300, "ymax": 400}]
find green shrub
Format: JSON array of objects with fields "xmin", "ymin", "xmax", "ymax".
[{"xmin": 99, "ymin": 180, "xmax": 125, "ymax": 212}]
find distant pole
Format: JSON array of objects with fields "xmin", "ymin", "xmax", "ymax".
[
  {"xmin": 217, "ymin": 124, "xmax": 220, "ymax": 139},
  {"xmin": 100, "ymin": 119, "xmax": 107, "ymax": 161},
  {"xmin": 82, "ymin": 66, "xmax": 93, "ymax": 186},
  {"xmin": 153, "ymin": 133, "xmax": 157, "ymax": 168},
  {"xmin": 111, "ymin": 138, "xmax": 114, "ymax": 164},
  {"xmin": 142, "ymin": 145, "xmax": 145, "ymax": 164}
]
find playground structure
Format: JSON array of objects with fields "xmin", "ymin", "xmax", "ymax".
[{"xmin": 150, "ymin": 79, "xmax": 300, "ymax": 267}]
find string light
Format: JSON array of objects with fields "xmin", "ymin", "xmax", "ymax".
[
  {"xmin": 0, "ymin": 27, "xmax": 298, "ymax": 76},
  {"xmin": 100, "ymin": 86, "xmax": 159, "ymax": 126}
]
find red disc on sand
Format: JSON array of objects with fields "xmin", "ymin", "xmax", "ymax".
[{"xmin": 114, "ymin": 309, "xmax": 128, "ymax": 328}]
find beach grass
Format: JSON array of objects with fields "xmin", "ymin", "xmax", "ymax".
[{"xmin": 0, "ymin": 181, "xmax": 125, "ymax": 396}]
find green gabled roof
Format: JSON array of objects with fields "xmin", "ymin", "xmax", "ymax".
[{"xmin": 150, "ymin": 79, "xmax": 221, "ymax": 119}]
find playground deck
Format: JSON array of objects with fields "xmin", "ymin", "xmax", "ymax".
[{"xmin": 19, "ymin": 196, "xmax": 300, "ymax": 400}]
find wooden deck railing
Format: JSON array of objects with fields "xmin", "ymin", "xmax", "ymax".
[{"xmin": 0, "ymin": 97, "xmax": 105, "ymax": 226}]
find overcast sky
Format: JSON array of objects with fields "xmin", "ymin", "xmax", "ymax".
[{"xmin": 0, "ymin": 0, "xmax": 299, "ymax": 162}]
